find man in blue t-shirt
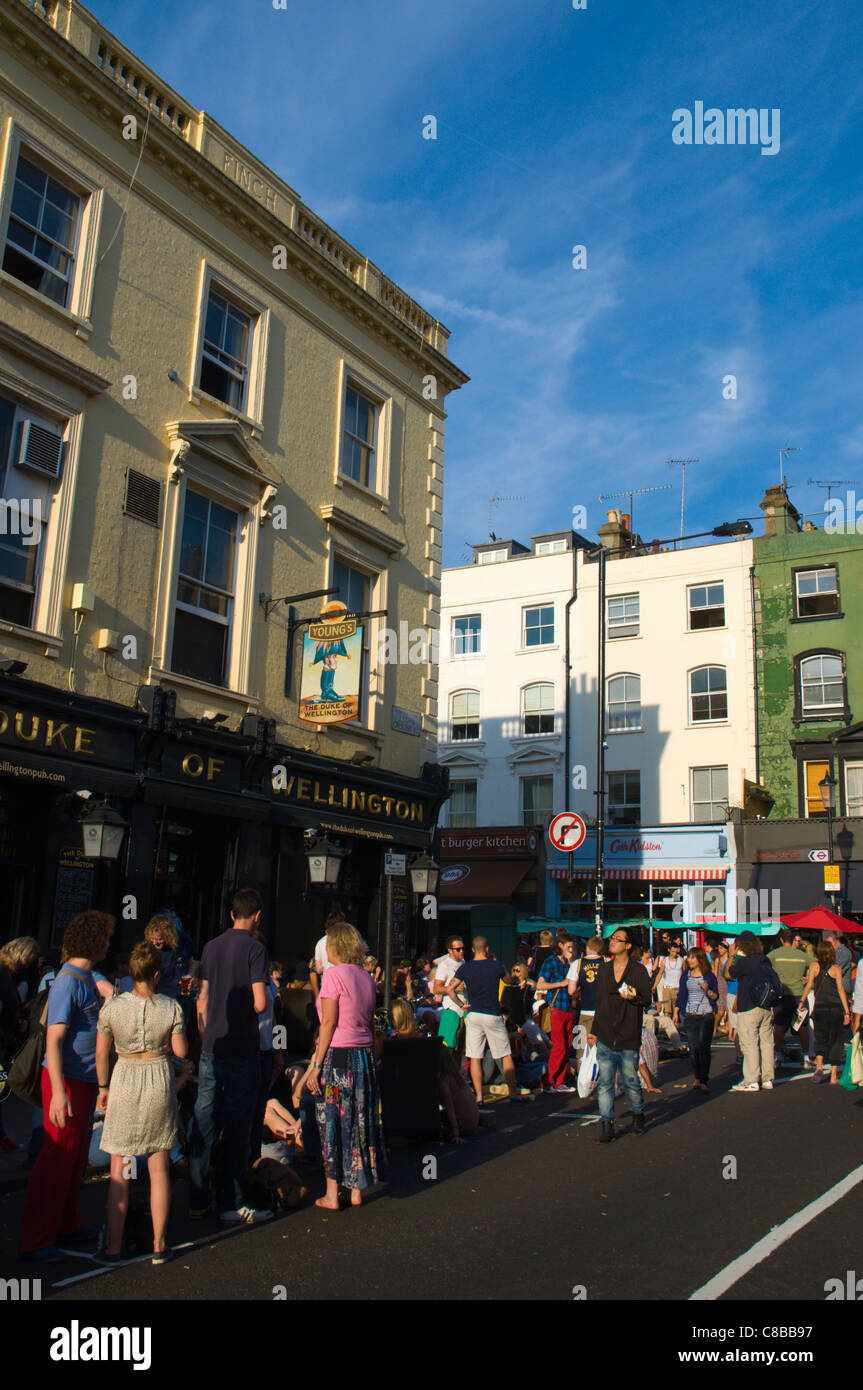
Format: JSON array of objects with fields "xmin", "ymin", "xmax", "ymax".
[
  {"xmin": 446, "ymin": 938, "xmax": 527, "ymax": 1106},
  {"xmin": 188, "ymin": 888, "xmax": 271, "ymax": 1225}
]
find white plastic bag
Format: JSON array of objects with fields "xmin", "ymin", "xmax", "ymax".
[{"xmin": 577, "ymin": 1043, "xmax": 599, "ymax": 1098}]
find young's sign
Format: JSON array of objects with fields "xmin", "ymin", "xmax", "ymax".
[{"xmin": 299, "ymin": 601, "xmax": 363, "ymax": 726}]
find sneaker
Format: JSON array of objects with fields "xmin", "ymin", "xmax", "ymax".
[
  {"xmin": 151, "ymin": 1247, "xmax": 173, "ymax": 1265},
  {"xmin": 219, "ymin": 1206, "xmax": 274, "ymax": 1225},
  {"xmin": 803, "ymin": 1057, "xmax": 816, "ymax": 1069},
  {"xmin": 554, "ymin": 1085, "xmax": 578, "ymax": 1093},
  {"xmin": 729, "ymin": 1081, "xmax": 759, "ymax": 1092},
  {"xmin": 761, "ymin": 1080, "xmax": 774, "ymax": 1090}
]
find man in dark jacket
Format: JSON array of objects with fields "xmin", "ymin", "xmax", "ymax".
[{"xmin": 586, "ymin": 927, "xmax": 652, "ymax": 1144}]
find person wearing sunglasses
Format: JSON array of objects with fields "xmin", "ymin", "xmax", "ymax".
[
  {"xmin": 587, "ymin": 927, "xmax": 652, "ymax": 1144},
  {"xmin": 432, "ymin": 937, "xmax": 467, "ymax": 1050}
]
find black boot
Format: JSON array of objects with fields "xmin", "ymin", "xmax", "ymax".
[
  {"xmin": 594, "ymin": 1120, "xmax": 615, "ymax": 1144},
  {"xmin": 633, "ymin": 1113, "xmax": 645, "ymax": 1136}
]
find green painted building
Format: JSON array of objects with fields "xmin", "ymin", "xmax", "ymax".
[{"xmin": 753, "ymin": 486, "xmax": 863, "ymax": 821}]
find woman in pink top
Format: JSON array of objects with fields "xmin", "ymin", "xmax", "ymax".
[{"xmin": 303, "ymin": 921, "xmax": 385, "ymax": 1210}]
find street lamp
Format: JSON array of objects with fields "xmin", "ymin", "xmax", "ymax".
[
  {"xmin": 304, "ymin": 833, "xmax": 347, "ymax": 886},
  {"xmin": 409, "ymin": 851, "xmax": 440, "ymax": 896},
  {"xmin": 589, "ymin": 518, "xmax": 753, "ymax": 933},
  {"xmin": 819, "ymin": 772, "xmax": 838, "ymax": 905},
  {"xmin": 79, "ymin": 800, "xmax": 129, "ymax": 860}
]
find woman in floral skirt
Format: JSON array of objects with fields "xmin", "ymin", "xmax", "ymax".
[{"xmin": 303, "ymin": 922, "xmax": 385, "ymax": 1209}]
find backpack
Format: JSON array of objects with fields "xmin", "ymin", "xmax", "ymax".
[
  {"xmin": 754, "ymin": 960, "xmax": 783, "ymax": 1011},
  {"xmin": 8, "ymin": 968, "xmax": 98, "ymax": 1107}
]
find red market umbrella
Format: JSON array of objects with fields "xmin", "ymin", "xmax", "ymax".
[{"xmin": 778, "ymin": 905, "xmax": 860, "ymax": 934}]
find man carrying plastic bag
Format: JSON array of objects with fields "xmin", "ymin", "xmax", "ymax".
[{"xmin": 586, "ymin": 927, "xmax": 653, "ymax": 1144}]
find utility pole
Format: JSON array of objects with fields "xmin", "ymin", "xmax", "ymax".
[
  {"xmin": 667, "ymin": 459, "xmax": 700, "ymax": 542},
  {"xmin": 594, "ymin": 544, "xmax": 607, "ymax": 934}
]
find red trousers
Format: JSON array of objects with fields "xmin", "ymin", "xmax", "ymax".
[
  {"xmin": 18, "ymin": 1069, "xmax": 96, "ymax": 1255},
  {"xmin": 548, "ymin": 1010, "xmax": 574, "ymax": 1089}
]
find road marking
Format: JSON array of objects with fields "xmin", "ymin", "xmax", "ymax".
[
  {"xmin": 52, "ymin": 1241, "xmax": 195, "ymax": 1289},
  {"xmin": 690, "ymin": 1163, "xmax": 863, "ymax": 1300}
]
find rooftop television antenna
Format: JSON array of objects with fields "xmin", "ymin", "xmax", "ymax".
[
  {"xmin": 597, "ymin": 483, "xmax": 673, "ymax": 537},
  {"xmin": 666, "ymin": 458, "xmax": 700, "ymax": 541},
  {"xmin": 807, "ymin": 477, "xmax": 862, "ymax": 503},
  {"xmin": 779, "ymin": 444, "xmax": 801, "ymax": 489},
  {"xmin": 488, "ymin": 495, "xmax": 526, "ymax": 541}
]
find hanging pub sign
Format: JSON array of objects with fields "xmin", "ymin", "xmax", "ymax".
[{"xmin": 299, "ymin": 601, "xmax": 364, "ymax": 726}]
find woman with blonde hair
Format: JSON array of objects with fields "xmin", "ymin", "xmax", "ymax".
[
  {"xmin": 95, "ymin": 940, "xmax": 187, "ymax": 1263},
  {"xmin": 303, "ymin": 921, "xmax": 385, "ymax": 1210},
  {"xmin": 143, "ymin": 915, "xmax": 182, "ymax": 999}
]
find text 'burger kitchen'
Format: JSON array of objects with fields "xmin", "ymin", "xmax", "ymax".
[{"xmin": 0, "ymin": 667, "xmax": 449, "ymax": 966}]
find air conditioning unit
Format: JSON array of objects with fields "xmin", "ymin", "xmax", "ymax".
[{"xmin": 16, "ymin": 420, "xmax": 64, "ymax": 480}]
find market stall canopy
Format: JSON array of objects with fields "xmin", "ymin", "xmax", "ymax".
[{"xmin": 778, "ymin": 904, "xmax": 860, "ymax": 935}]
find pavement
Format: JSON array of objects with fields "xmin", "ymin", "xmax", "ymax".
[{"xmin": 2, "ymin": 1041, "xmax": 862, "ymax": 1303}]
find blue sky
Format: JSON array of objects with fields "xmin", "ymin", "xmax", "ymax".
[{"xmin": 87, "ymin": 0, "xmax": 863, "ymax": 563}]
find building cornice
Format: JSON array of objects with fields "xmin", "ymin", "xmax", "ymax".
[
  {"xmin": 3, "ymin": 0, "xmax": 469, "ymax": 394},
  {"xmin": 319, "ymin": 504, "xmax": 406, "ymax": 558},
  {"xmin": 0, "ymin": 320, "xmax": 110, "ymax": 396}
]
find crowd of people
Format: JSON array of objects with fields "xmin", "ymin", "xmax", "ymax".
[{"xmin": 2, "ymin": 905, "xmax": 862, "ymax": 1262}]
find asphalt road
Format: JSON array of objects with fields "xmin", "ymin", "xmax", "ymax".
[{"xmin": 2, "ymin": 1042, "xmax": 861, "ymax": 1305}]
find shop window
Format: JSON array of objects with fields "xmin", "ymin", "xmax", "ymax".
[
  {"xmin": 522, "ymin": 683, "xmax": 554, "ymax": 735},
  {"xmin": 691, "ymin": 766, "xmax": 729, "ymax": 822},
  {"xmin": 171, "ymin": 488, "xmax": 239, "ymax": 687},
  {"xmin": 523, "ymin": 605, "xmax": 554, "ymax": 647},
  {"xmin": 608, "ymin": 771, "xmax": 640, "ymax": 826},
  {"xmin": 689, "ymin": 666, "xmax": 727, "ymax": 723},
  {"xmin": 803, "ymin": 759, "xmax": 831, "ymax": 818},
  {"xmin": 798, "ymin": 652, "xmax": 846, "ymax": 718},
  {"xmin": 452, "ymin": 614, "xmax": 481, "ymax": 657},
  {"xmin": 608, "ymin": 592, "xmax": 639, "ymax": 639},
  {"xmin": 451, "ymin": 690, "xmax": 479, "ymax": 741},
  {"xmin": 607, "ymin": 673, "xmax": 641, "ymax": 731},
  {"xmin": 448, "ymin": 779, "xmax": 477, "ymax": 827},
  {"xmin": 520, "ymin": 774, "xmax": 553, "ymax": 827},
  {"xmin": 687, "ymin": 583, "xmax": 725, "ymax": 630},
  {"xmin": 794, "ymin": 566, "xmax": 839, "ymax": 619}
]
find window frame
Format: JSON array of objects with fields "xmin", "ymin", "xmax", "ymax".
[
  {"xmin": 844, "ymin": 760, "xmax": 863, "ymax": 818},
  {"xmin": 0, "ymin": 123, "xmax": 104, "ymax": 334},
  {"xmin": 522, "ymin": 682, "xmax": 555, "ymax": 737},
  {"xmin": 520, "ymin": 773, "xmax": 554, "ymax": 827},
  {"xmin": 452, "ymin": 613, "xmax": 482, "ymax": 659},
  {"xmin": 522, "ymin": 603, "xmax": 555, "ymax": 648},
  {"xmin": 607, "ymin": 591, "xmax": 640, "ymax": 639},
  {"xmin": 687, "ymin": 581, "xmax": 726, "ymax": 631},
  {"xmin": 448, "ymin": 778, "xmax": 478, "ymax": 828},
  {"xmin": 607, "ymin": 672, "xmax": 642, "ymax": 733},
  {"xmin": 171, "ymin": 489, "xmax": 240, "ymax": 689},
  {"xmin": 793, "ymin": 648, "xmax": 849, "ymax": 723},
  {"xmin": 792, "ymin": 564, "xmax": 842, "ymax": 622},
  {"xmin": 334, "ymin": 360, "xmax": 391, "ymax": 506},
  {"xmin": 690, "ymin": 765, "xmax": 729, "ymax": 823},
  {"xmin": 688, "ymin": 665, "xmax": 728, "ymax": 725},
  {"xmin": 189, "ymin": 261, "xmax": 269, "ymax": 432},
  {"xmin": 607, "ymin": 770, "xmax": 641, "ymax": 827},
  {"xmin": 450, "ymin": 689, "xmax": 480, "ymax": 742},
  {"xmin": 800, "ymin": 758, "xmax": 832, "ymax": 819}
]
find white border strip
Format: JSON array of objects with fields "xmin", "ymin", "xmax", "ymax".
[{"xmin": 690, "ymin": 1162, "xmax": 863, "ymax": 1300}]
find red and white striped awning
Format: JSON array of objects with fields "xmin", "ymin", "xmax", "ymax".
[{"xmin": 548, "ymin": 866, "xmax": 728, "ymax": 881}]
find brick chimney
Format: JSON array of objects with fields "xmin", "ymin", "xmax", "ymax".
[
  {"xmin": 598, "ymin": 509, "xmax": 634, "ymax": 556},
  {"xmin": 760, "ymin": 485, "xmax": 801, "ymax": 537}
]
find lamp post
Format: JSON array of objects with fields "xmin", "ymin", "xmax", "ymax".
[
  {"xmin": 304, "ymin": 833, "xmax": 347, "ymax": 888},
  {"xmin": 819, "ymin": 772, "xmax": 838, "ymax": 906},
  {"xmin": 589, "ymin": 519, "xmax": 752, "ymax": 935},
  {"xmin": 79, "ymin": 800, "xmax": 129, "ymax": 860}
]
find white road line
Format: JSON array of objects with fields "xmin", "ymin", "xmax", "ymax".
[
  {"xmin": 690, "ymin": 1163, "xmax": 863, "ymax": 1300},
  {"xmin": 52, "ymin": 1241, "xmax": 195, "ymax": 1289}
]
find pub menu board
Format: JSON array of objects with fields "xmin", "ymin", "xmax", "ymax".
[
  {"xmin": 51, "ymin": 845, "xmax": 95, "ymax": 947},
  {"xmin": 391, "ymin": 882, "xmax": 409, "ymax": 957}
]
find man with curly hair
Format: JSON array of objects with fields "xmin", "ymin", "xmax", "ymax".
[{"xmin": 18, "ymin": 910, "xmax": 114, "ymax": 1262}]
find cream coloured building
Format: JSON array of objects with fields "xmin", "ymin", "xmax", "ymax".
[{"xmin": 0, "ymin": 0, "xmax": 466, "ymax": 955}]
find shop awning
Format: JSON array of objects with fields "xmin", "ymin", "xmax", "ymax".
[
  {"xmin": 440, "ymin": 858, "xmax": 533, "ymax": 902},
  {"xmin": 549, "ymin": 866, "xmax": 728, "ymax": 881}
]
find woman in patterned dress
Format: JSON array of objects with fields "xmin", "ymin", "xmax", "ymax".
[
  {"xmin": 95, "ymin": 941, "xmax": 188, "ymax": 1263},
  {"xmin": 301, "ymin": 922, "xmax": 385, "ymax": 1210}
]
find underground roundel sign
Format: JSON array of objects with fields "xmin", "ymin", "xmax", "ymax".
[{"xmin": 548, "ymin": 812, "xmax": 587, "ymax": 853}]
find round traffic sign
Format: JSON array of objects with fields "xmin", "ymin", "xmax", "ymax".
[{"xmin": 548, "ymin": 811, "xmax": 587, "ymax": 852}]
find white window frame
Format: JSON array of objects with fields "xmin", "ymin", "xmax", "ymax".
[
  {"xmin": 607, "ymin": 673, "xmax": 642, "ymax": 732},
  {"xmin": 452, "ymin": 613, "xmax": 482, "ymax": 659},
  {"xmin": 448, "ymin": 778, "xmax": 478, "ymax": 828},
  {"xmin": 690, "ymin": 766, "xmax": 729, "ymax": 822},
  {"xmin": 0, "ymin": 121, "xmax": 104, "ymax": 335},
  {"xmin": 520, "ymin": 773, "xmax": 554, "ymax": 827},
  {"xmin": 535, "ymin": 539, "xmax": 566, "ymax": 555},
  {"xmin": 478, "ymin": 548, "xmax": 507, "ymax": 564},
  {"xmin": 451, "ymin": 689, "xmax": 480, "ymax": 742},
  {"xmin": 689, "ymin": 665, "xmax": 728, "ymax": 724},
  {"xmin": 171, "ymin": 489, "xmax": 239, "ymax": 689},
  {"xmin": 607, "ymin": 592, "xmax": 640, "ymax": 639},
  {"xmin": 800, "ymin": 653, "xmax": 845, "ymax": 715},
  {"xmin": 795, "ymin": 567, "xmax": 839, "ymax": 620},
  {"xmin": 189, "ymin": 261, "xmax": 269, "ymax": 432},
  {"xmin": 844, "ymin": 761, "xmax": 863, "ymax": 818},
  {"xmin": 523, "ymin": 604, "xmax": 554, "ymax": 648},
  {"xmin": 334, "ymin": 360, "xmax": 391, "ymax": 506},
  {"xmin": 522, "ymin": 682, "xmax": 555, "ymax": 736},
  {"xmin": 687, "ymin": 582, "xmax": 726, "ymax": 631},
  {"xmin": 607, "ymin": 770, "xmax": 641, "ymax": 826}
]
